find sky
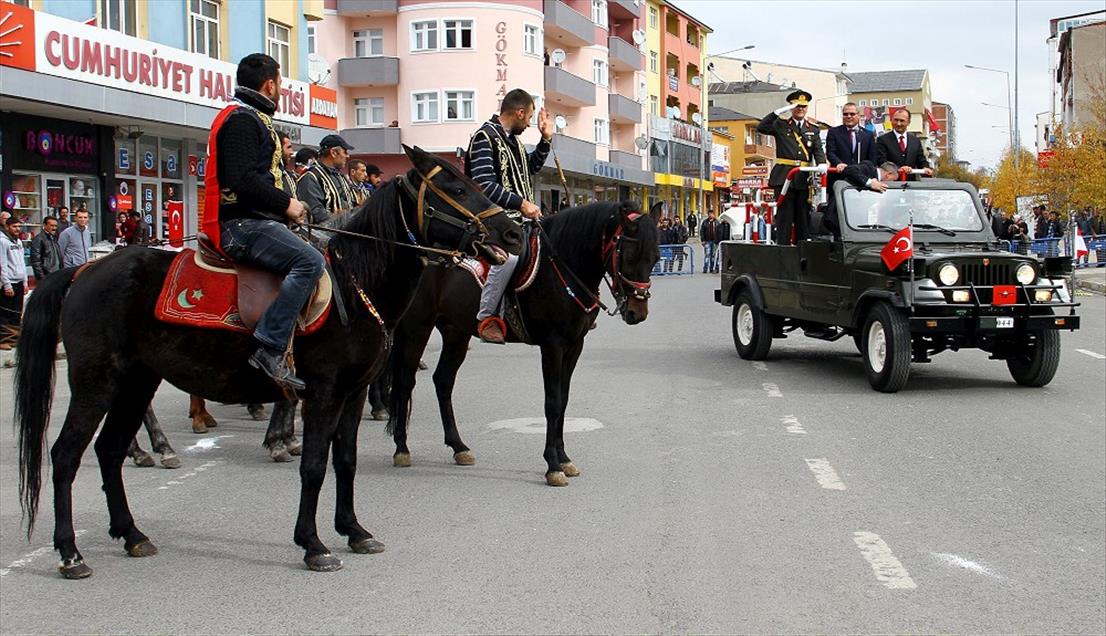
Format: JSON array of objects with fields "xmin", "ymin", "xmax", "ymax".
[{"xmin": 680, "ymin": 0, "xmax": 1106, "ymax": 170}]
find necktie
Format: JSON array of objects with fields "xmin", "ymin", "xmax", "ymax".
[
  {"xmin": 898, "ymin": 135, "xmax": 906, "ymax": 153},
  {"xmin": 850, "ymin": 128, "xmax": 857, "ymax": 157}
]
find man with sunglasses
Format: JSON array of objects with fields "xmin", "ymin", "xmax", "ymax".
[{"xmin": 825, "ymin": 102, "xmax": 877, "ymax": 190}]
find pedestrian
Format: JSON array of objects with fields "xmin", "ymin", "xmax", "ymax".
[
  {"xmin": 672, "ymin": 215, "xmax": 688, "ymax": 272},
  {"xmin": 757, "ymin": 89, "xmax": 827, "ymax": 245},
  {"xmin": 115, "ymin": 211, "xmax": 129, "ymax": 246},
  {"xmin": 56, "ymin": 205, "xmax": 71, "ymax": 233},
  {"xmin": 658, "ymin": 217, "xmax": 674, "ymax": 272},
  {"xmin": 686, "ymin": 210, "xmax": 698, "ymax": 238},
  {"xmin": 57, "ymin": 207, "xmax": 91, "ymax": 267},
  {"xmin": 700, "ymin": 209, "xmax": 721, "ymax": 273},
  {"xmin": 466, "ymin": 88, "xmax": 552, "ymax": 344},
  {"xmin": 293, "ymin": 147, "xmax": 318, "ymax": 177},
  {"xmin": 875, "ymin": 108, "xmax": 932, "ymax": 179},
  {"xmin": 826, "ymin": 102, "xmax": 878, "ymax": 190},
  {"xmin": 298, "ymin": 134, "xmax": 358, "ymax": 223},
  {"xmin": 1, "ymin": 216, "xmax": 28, "ymax": 349},
  {"xmin": 30, "ymin": 215, "xmax": 63, "ymax": 280},
  {"xmin": 1043, "ymin": 211, "xmax": 1065, "ymax": 239}
]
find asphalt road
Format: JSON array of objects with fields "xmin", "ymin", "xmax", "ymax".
[{"xmin": 1, "ymin": 273, "xmax": 1103, "ymax": 634}]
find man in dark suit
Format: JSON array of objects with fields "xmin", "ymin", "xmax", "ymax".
[
  {"xmin": 823, "ymin": 161, "xmax": 900, "ymax": 237},
  {"xmin": 826, "ymin": 102, "xmax": 877, "ymax": 189},
  {"xmin": 757, "ymin": 89, "xmax": 827, "ymax": 245},
  {"xmin": 876, "ymin": 108, "xmax": 933, "ymax": 179}
]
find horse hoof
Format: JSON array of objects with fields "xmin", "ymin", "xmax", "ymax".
[
  {"xmin": 286, "ymin": 437, "xmax": 303, "ymax": 456},
  {"xmin": 192, "ymin": 422, "xmax": 208, "ymax": 434},
  {"xmin": 372, "ymin": 409, "xmax": 389, "ymax": 421},
  {"xmin": 454, "ymin": 450, "xmax": 476, "ymax": 465},
  {"xmin": 545, "ymin": 471, "xmax": 569, "ymax": 487},
  {"xmin": 131, "ymin": 452, "xmax": 155, "ymax": 467},
  {"xmin": 248, "ymin": 407, "xmax": 268, "ymax": 421},
  {"xmin": 349, "ymin": 537, "xmax": 386, "ymax": 554},
  {"xmin": 393, "ymin": 453, "xmax": 412, "ymax": 467},
  {"xmin": 159, "ymin": 453, "xmax": 181, "ymax": 469},
  {"xmin": 58, "ymin": 559, "xmax": 93, "ymax": 579},
  {"xmin": 304, "ymin": 553, "xmax": 343, "ymax": 572},
  {"xmin": 560, "ymin": 461, "xmax": 580, "ymax": 477},
  {"xmin": 269, "ymin": 443, "xmax": 293, "ymax": 463},
  {"xmin": 126, "ymin": 540, "xmax": 158, "ymax": 558},
  {"xmin": 203, "ymin": 414, "xmax": 218, "ymax": 428}
]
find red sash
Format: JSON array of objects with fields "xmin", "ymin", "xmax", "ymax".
[{"xmin": 202, "ymin": 104, "xmax": 240, "ymax": 253}]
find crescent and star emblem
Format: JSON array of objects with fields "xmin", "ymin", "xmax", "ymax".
[
  {"xmin": 176, "ymin": 288, "xmax": 204, "ymax": 309},
  {"xmin": 892, "ymin": 236, "xmax": 912, "ymax": 254}
]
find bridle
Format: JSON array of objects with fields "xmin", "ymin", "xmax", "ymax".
[
  {"xmin": 600, "ymin": 212, "xmax": 653, "ymax": 314},
  {"xmin": 397, "ymin": 164, "xmax": 507, "ymax": 259}
]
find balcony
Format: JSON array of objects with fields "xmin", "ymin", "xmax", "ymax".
[
  {"xmin": 337, "ymin": 57, "xmax": 399, "ymax": 87},
  {"xmin": 744, "ymin": 143, "xmax": 775, "ymax": 160},
  {"xmin": 550, "ymin": 133, "xmax": 596, "ymax": 162},
  {"xmin": 340, "ymin": 127, "xmax": 402, "ymax": 154},
  {"xmin": 336, "ymin": 0, "xmax": 397, "ymax": 16},
  {"xmin": 608, "ymin": 93, "xmax": 642, "ymax": 125},
  {"xmin": 609, "ymin": 0, "xmax": 639, "ymax": 20},
  {"xmin": 543, "ymin": 0, "xmax": 593, "ymax": 48},
  {"xmin": 609, "ymin": 149, "xmax": 642, "ymax": 171},
  {"xmin": 608, "ymin": 36, "xmax": 643, "ymax": 73},
  {"xmin": 544, "ymin": 66, "xmax": 596, "ymax": 108}
]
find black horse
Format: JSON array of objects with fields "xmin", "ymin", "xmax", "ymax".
[
  {"xmin": 386, "ymin": 200, "xmax": 660, "ymax": 485},
  {"xmin": 14, "ymin": 146, "xmax": 520, "ymax": 577}
]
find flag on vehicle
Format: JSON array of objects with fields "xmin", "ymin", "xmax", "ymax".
[
  {"xmin": 880, "ymin": 226, "xmax": 913, "ymax": 271},
  {"xmin": 993, "ymin": 285, "xmax": 1017, "ymax": 305},
  {"xmin": 1074, "ymin": 225, "xmax": 1089, "ymax": 260}
]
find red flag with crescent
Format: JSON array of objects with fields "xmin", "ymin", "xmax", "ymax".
[
  {"xmin": 167, "ymin": 200, "xmax": 184, "ymax": 247},
  {"xmin": 881, "ymin": 226, "xmax": 913, "ymax": 271}
]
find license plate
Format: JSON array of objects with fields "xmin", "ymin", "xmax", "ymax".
[
  {"xmin": 996, "ymin": 317, "xmax": 1014, "ymax": 328},
  {"xmin": 981, "ymin": 316, "xmax": 1015, "ymax": 329}
]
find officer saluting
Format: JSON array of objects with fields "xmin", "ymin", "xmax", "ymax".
[{"xmin": 757, "ymin": 89, "xmax": 826, "ymax": 244}]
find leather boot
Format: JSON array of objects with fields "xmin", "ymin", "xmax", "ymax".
[{"xmin": 249, "ymin": 346, "xmax": 306, "ymax": 391}]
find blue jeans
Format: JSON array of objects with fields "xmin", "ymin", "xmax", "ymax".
[
  {"xmin": 703, "ymin": 241, "xmax": 718, "ymax": 272},
  {"xmin": 220, "ymin": 218, "xmax": 325, "ymax": 351}
]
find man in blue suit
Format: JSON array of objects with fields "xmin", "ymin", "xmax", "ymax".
[{"xmin": 825, "ymin": 102, "xmax": 877, "ymax": 189}]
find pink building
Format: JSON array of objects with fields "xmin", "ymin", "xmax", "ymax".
[{"xmin": 313, "ymin": 0, "xmax": 652, "ymax": 209}]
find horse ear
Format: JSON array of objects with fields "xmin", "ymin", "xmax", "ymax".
[
  {"xmin": 648, "ymin": 201, "xmax": 664, "ymax": 223},
  {"xmin": 402, "ymin": 145, "xmax": 435, "ymax": 175},
  {"xmin": 619, "ymin": 200, "xmax": 641, "ymax": 221}
]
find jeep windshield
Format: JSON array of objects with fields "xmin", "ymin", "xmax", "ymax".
[{"xmin": 843, "ymin": 188, "xmax": 984, "ymax": 233}]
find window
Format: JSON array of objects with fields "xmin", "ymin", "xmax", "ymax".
[
  {"xmin": 354, "ymin": 29, "xmax": 384, "ymax": 57},
  {"xmin": 893, "ymin": 97, "xmax": 902, "ymax": 106},
  {"xmin": 881, "ymin": 98, "xmax": 889, "ymax": 106},
  {"xmin": 101, "ymin": 0, "xmax": 137, "ymax": 36},
  {"xmin": 189, "ymin": 0, "xmax": 220, "ymax": 59},
  {"xmin": 523, "ymin": 24, "xmax": 540, "ymax": 56},
  {"xmin": 649, "ymin": 6, "xmax": 658, "ymax": 29},
  {"xmin": 355, "ymin": 98, "xmax": 385, "ymax": 127},
  {"xmin": 591, "ymin": 0, "xmax": 607, "ymax": 26},
  {"xmin": 592, "ymin": 59, "xmax": 608, "ymax": 87},
  {"xmin": 443, "ymin": 19, "xmax": 474, "ymax": 50},
  {"xmin": 444, "ymin": 90, "xmax": 475, "ymax": 121},
  {"xmin": 412, "ymin": 91, "xmax": 439, "ymax": 122},
  {"xmin": 307, "ymin": 24, "xmax": 316, "ymax": 55},
  {"xmin": 593, "ymin": 118, "xmax": 609, "ymax": 145},
  {"xmin": 858, "ymin": 99, "xmax": 866, "ymax": 107},
  {"xmin": 267, "ymin": 21, "xmax": 291, "ymax": 76},
  {"xmin": 650, "ymin": 95, "xmax": 659, "ymax": 116},
  {"xmin": 412, "ymin": 20, "xmax": 438, "ymax": 52},
  {"xmin": 649, "ymin": 51, "xmax": 658, "ymax": 74},
  {"xmin": 529, "ymin": 95, "xmax": 545, "ymax": 126},
  {"xmin": 906, "ymin": 97, "xmax": 914, "ymax": 105}
]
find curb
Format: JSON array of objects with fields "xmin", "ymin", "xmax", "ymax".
[{"xmin": 1076, "ymin": 279, "xmax": 1105, "ymax": 295}]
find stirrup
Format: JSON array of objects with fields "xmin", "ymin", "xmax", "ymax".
[{"xmin": 477, "ymin": 316, "xmax": 507, "ymax": 344}]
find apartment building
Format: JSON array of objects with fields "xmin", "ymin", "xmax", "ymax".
[
  {"xmin": 931, "ymin": 101, "xmax": 956, "ymax": 162},
  {"xmin": 846, "ymin": 69, "xmax": 936, "ymax": 159}
]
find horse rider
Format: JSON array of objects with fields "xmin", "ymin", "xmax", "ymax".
[
  {"xmin": 298, "ymin": 134, "xmax": 358, "ymax": 223},
  {"xmin": 466, "ymin": 88, "xmax": 553, "ymax": 344},
  {"xmin": 277, "ymin": 132, "xmax": 299, "ymax": 198},
  {"xmin": 204, "ymin": 53, "xmax": 324, "ymax": 391},
  {"xmin": 757, "ymin": 89, "xmax": 827, "ymax": 245}
]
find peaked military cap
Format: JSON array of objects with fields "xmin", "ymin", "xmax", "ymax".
[{"xmin": 786, "ymin": 90, "xmax": 813, "ymax": 106}]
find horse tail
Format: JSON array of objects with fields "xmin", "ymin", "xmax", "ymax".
[{"xmin": 15, "ymin": 267, "xmax": 76, "ymax": 537}]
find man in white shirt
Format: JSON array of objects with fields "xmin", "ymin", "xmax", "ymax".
[{"xmin": 1, "ymin": 216, "xmax": 28, "ymax": 348}]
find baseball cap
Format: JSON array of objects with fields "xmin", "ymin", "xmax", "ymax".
[{"xmin": 319, "ymin": 134, "xmax": 355, "ymax": 152}]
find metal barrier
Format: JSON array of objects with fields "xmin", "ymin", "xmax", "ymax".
[
  {"xmin": 653, "ymin": 244, "xmax": 695, "ymax": 276},
  {"xmin": 1002, "ymin": 237, "xmax": 1105, "ymax": 267},
  {"xmin": 1029, "ymin": 237, "xmax": 1063, "ymax": 257}
]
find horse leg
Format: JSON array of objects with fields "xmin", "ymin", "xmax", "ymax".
[
  {"xmin": 433, "ymin": 326, "xmax": 476, "ymax": 465},
  {"xmin": 95, "ymin": 373, "xmax": 162, "ymax": 558},
  {"xmin": 127, "ymin": 437, "xmax": 155, "ymax": 467},
  {"xmin": 247, "ymin": 402, "xmax": 268, "ymax": 421},
  {"xmin": 388, "ymin": 320, "xmax": 434, "ymax": 466},
  {"xmin": 368, "ymin": 380, "xmax": 389, "ymax": 421},
  {"xmin": 294, "ymin": 390, "xmax": 344, "ymax": 571},
  {"xmin": 333, "ymin": 386, "xmax": 384, "ymax": 555},
  {"xmin": 188, "ymin": 394, "xmax": 217, "ymax": 433},
  {"xmin": 142, "ymin": 405, "xmax": 180, "ymax": 469},
  {"xmin": 556, "ymin": 337, "xmax": 586, "ymax": 478},
  {"xmin": 539, "ymin": 343, "xmax": 569, "ymax": 486},
  {"xmin": 264, "ymin": 399, "xmax": 297, "ymax": 462}
]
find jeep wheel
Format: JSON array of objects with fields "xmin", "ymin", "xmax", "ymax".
[
  {"xmin": 732, "ymin": 289, "xmax": 772, "ymax": 360},
  {"xmin": 1006, "ymin": 329, "xmax": 1060, "ymax": 387},
  {"xmin": 862, "ymin": 302, "xmax": 911, "ymax": 393}
]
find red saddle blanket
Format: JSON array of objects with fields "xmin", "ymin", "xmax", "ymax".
[
  {"xmin": 155, "ymin": 249, "xmax": 332, "ymax": 335},
  {"xmin": 460, "ymin": 227, "xmax": 541, "ymax": 292}
]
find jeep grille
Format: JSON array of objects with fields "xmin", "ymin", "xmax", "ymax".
[{"xmin": 960, "ymin": 262, "xmax": 1014, "ymax": 286}]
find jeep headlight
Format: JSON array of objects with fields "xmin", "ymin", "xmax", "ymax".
[
  {"xmin": 938, "ymin": 263, "xmax": 959, "ymax": 286},
  {"xmin": 1016, "ymin": 263, "xmax": 1036, "ymax": 285}
]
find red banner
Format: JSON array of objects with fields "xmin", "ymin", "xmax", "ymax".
[{"xmin": 167, "ymin": 200, "xmax": 184, "ymax": 247}]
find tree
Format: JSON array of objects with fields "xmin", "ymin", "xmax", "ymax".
[
  {"xmin": 934, "ymin": 156, "xmax": 985, "ymax": 189},
  {"xmin": 1035, "ymin": 69, "xmax": 1106, "ymax": 215},
  {"xmin": 989, "ymin": 147, "xmax": 1039, "ymax": 212}
]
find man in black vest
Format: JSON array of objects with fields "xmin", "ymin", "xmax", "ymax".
[
  {"xmin": 466, "ymin": 89, "xmax": 552, "ymax": 343},
  {"xmin": 757, "ymin": 89, "xmax": 827, "ymax": 245}
]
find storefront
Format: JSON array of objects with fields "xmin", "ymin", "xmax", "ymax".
[
  {"xmin": 648, "ymin": 116, "xmax": 712, "ymax": 221},
  {"xmin": 533, "ymin": 138, "xmax": 653, "ymax": 214}
]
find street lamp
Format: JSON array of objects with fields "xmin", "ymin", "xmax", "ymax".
[
  {"xmin": 707, "ymin": 44, "xmax": 755, "ymax": 59},
  {"xmin": 966, "ymin": 64, "xmax": 1016, "ymax": 159}
]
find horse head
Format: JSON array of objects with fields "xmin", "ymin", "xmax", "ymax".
[
  {"xmin": 606, "ymin": 200, "xmax": 661, "ymax": 325},
  {"xmin": 401, "ymin": 145, "xmax": 522, "ymax": 265}
]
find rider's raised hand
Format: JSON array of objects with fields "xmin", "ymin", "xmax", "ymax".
[{"xmin": 538, "ymin": 107, "xmax": 553, "ymax": 141}]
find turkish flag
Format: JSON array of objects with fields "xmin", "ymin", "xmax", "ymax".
[
  {"xmin": 880, "ymin": 226, "xmax": 913, "ymax": 271},
  {"xmin": 1075, "ymin": 226, "xmax": 1089, "ymax": 260},
  {"xmin": 993, "ymin": 285, "xmax": 1017, "ymax": 305},
  {"xmin": 167, "ymin": 201, "xmax": 184, "ymax": 248}
]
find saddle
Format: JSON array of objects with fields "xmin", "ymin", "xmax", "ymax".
[
  {"xmin": 154, "ymin": 235, "xmax": 332, "ymax": 335},
  {"xmin": 463, "ymin": 224, "xmax": 542, "ymax": 345}
]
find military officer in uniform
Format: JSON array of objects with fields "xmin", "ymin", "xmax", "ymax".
[{"xmin": 757, "ymin": 89, "xmax": 827, "ymax": 245}]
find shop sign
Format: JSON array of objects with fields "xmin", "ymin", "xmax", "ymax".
[
  {"xmin": 733, "ymin": 178, "xmax": 763, "ymax": 188},
  {"xmin": 0, "ymin": 3, "xmax": 338, "ymax": 129},
  {"xmin": 592, "ymin": 161, "xmax": 625, "ymax": 181},
  {"xmin": 742, "ymin": 165, "xmax": 768, "ymax": 177},
  {"xmin": 670, "ymin": 120, "xmax": 702, "ymax": 145},
  {"xmin": 12, "ymin": 116, "xmax": 97, "ymax": 173}
]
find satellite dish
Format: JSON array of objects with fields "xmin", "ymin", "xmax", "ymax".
[
  {"xmin": 667, "ymin": 105, "xmax": 680, "ymax": 118},
  {"xmin": 691, "ymin": 75, "xmax": 702, "ymax": 87},
  {"xmin": 551, "ymin": 49, "xmax": 566, "ymax": 65},
  {"xmin": 554, "ymin": 115, "xmax": 568, "ymax": 131},
  {"xmin": 307, "ymin": 53, "xmax": 331, "ymax": 85},
  {"xmin": 692, "ymin": 112, "xmax": 703, "ymax": 124},
  {"xmin": 631, "ymin": 30, "xmax": 646, "ymax": 45},
  {"xmin": 634, "ymin": 135, "xmax": 649, "ymax": 150}
]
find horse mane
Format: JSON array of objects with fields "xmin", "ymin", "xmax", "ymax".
[
  {"xmin": 540, "ymin": 201, "xmax": 626, "ymax": 267},
  {"xmin": 325, "ymin": 171, "xmax": 410, "ymax": 291}
]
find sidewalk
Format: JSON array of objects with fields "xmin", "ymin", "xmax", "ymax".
[{"xmin": 1074, "ymin": 267, "xmax": 1105, "ymax": 295}]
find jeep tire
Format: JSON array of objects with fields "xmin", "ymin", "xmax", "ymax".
[
  {"xmin": 1006, "ymin": 329, "xmax": 1060, "ymax": 387},
  {"xmin": 733, "ymin": 289, "xmax": 772, "ymax": 360},
  {"xmin": 862, "ymin": 302, "xmax": 911, "ymax": 392}
]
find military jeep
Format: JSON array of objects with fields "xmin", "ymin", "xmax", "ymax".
[{"xmin": 714, "ymin": 179, "xmax": 1081, "ymax": 392}]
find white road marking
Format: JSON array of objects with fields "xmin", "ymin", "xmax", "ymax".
[
  {"xmin": 853, "ymin": 531, "xmax": 917, "ymax": 589},
  {"xmin": 804, "ymin": 458, "xmax": 847, "ymax": 490},
  {"xmin": 752, "ymin": 361, "xmax": 768, "ymax": 371},
  {"xmin": 932, "ymin": 552, "xmax": 1002, "ymax": 579},
  {"xmin": 781, "ymin": 415, "xmax": 806, "ymax": 435},
  {"xmin": 158, "ymin": 460, "xmax": 219, "ymax": 492},
  {"xmin": 1075, "ymin": 349, "xmax": 1106, "ymax": 360},
  {"xmin": 0, "ymin": 530, "xmax": 86, "ymax": 577},
  {"xmin": 185, "ymin": 435, "xmax": 234, "ymax": 452},
  {"xmin": 762, "ymin": 382, "xmax": 782, "ymax": 397},
  {"xmin": 488, "ymin": 417, "xmax": 603, "ymax": 434}
]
